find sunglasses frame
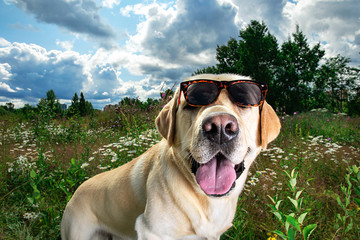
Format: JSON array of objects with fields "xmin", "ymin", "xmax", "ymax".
[{"xmin": 178, "ymin": 79, "xmax": 268, "ymax": 108}]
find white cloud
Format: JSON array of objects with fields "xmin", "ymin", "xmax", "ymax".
[
  {"xmin": 282, "ymin": 0, "xmax": 360, "ymax": 65},
  {"xmin": 0, "ymin": 63, "xmax": 12, "ymax": 80},
  {"xmin": 213, "ymin": 0, "xmax": 360, "ymax": 66},
  {"xmin": 103, "ymin": 0, "xmax": 121, "ymax": 9},
  {"xmin": 56, "ymin": 40, "xmax": 74, "ymax": 51},
  {"xmin": 2, "ymin": 0, "xmax": 360, "ymax": 109},
  {"xmin": 0, "ymin": 96, "xmax": 30, "ymax": 108},
  {"xmin": 0, "ymin": 82, "xmax": 16, "ymax": 93},
  {"xmin": 122, "ymin": 0, "xmax": 239, "ymax": 82},
  {"xmin": 0, "ymin": 40, "xmax": 88, "ymax": 100},
  {"xmin": 8, "ymin": 0, "xmax": 116, "ymax": 46},
  {"xmin": 0, "ymin": 38, "xmax": 175, "ymax": 109},
  {"xmin": 0, "ymin": 38, "xmax": 11, "ymax": 47}
]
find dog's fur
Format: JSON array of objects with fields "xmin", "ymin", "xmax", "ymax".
[{"xmin": 61, "ymin": 74, "xmax": 281, "ymax": 240}]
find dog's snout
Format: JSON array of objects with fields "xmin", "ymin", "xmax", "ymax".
[{"xmin": 202, "ymin": 114, "xmax": 239, "ymax": 145}]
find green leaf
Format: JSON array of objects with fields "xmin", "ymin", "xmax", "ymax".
[
  {"xmin": 272, "ymin": 211, "xmax": 284, "ymax": 223},
  {"xmin": 269, "ymin": 205, "xmax": 277, "ymax": 212},
  {"xmin": 298, "ymin": 211, "xmax": 309, "ymax": 224},
  {"xmin": 298, "ymin": 198, "xmax": 303, "ymax": 210},
  {"xmin": 27, "ymin": 197, "xmax": 34, "ymax": 205},
  {"xmin": 303, "ymin": 224, "xmax": 317, "ymax": 240},
  {"xmin": 276, "ymin": 200, "xmax": 283, "ymax": 211},
  {"xmin": 345, "ymin": 219, "xmax": 353, "ymax": 233},
  {"xmin": 295, "ymin": 190, "xmax": 303, "ymax": 200},
  {"xmin": 283, "ymin": 170, "xmax": 291, "ymax": 179},
  {"xmin": 336, "ymin": 213, "xmax": 343, "ymax": 223},
  {"xmin": 288, "ymin": 197, "xmax": 298, "ymax": 210},
  {"xmin": 285, "ymin": 220, "xmax": 290, "ymax": 232},
  {"xmin": 354, "ymin": 198, "xmax": 360, "ymax": 207},
  {"xmin": 288, "ymin": 227, "xmax": 296, "ymax": 240},
  {"xmin": 30, "ymin": 181, "xmax": 36, "ymax": 189},
  {"xmin": 291, "ymin": 168, "xmax": 297, "ymax": 178},
  {"xmin": 268, "ymin": 195, "xmax": 276, "ymax": 204},
  {"xmin": 345, "ymin": 195, "xmax": 350, "ymax": 207},
  {"xmin": 30, "ymin": 169, "xmax": 36, "ymax": 179},
  {"xmin": 273, "ymin": 230, "xmax": 287, "ymax": 240},
  {"xmin": 336, "ymin": 195, "xmax": 345, "ymax": 210},
  {"xmin": 289, "ymin": 178, "xmax": 297, "ymax": 190},
  {"xmin": 286, "ymin": 215, "xmax": 301, "ymax": 232},
  {"xmin": 71, "ymin": 158, "xmax": 76, "ymax": 166},
  {"xmin": 33, "ymin": 188, "xmax": 41, "ymax": 200},
  {"xmin": 353, "ymin": 186, "xmax": 360, "ymax": 197},
  {"xmin": 351, "ymin": 165, "xmax": 358, "ymax": 174}
]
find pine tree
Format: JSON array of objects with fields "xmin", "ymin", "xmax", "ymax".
[{"xmin": 79, "ymin": 92, "xmax": 86, "ymax": 116}]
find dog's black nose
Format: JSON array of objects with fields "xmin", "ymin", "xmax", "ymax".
[{"xmin": 202, "ymin": 114, "xmax": 239, "ymax": 145}]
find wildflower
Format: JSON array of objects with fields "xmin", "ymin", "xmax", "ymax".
[
  {"xmin": 97, "ymin": 165, "xmax": 110, "ymax": 170},
  {"xmin": 23, "ymin": 212, "xmax": 39, "ymax": 220},
  {"xmin": 80, "ymin": 162, "xmax": 89, "ymax": 169}
]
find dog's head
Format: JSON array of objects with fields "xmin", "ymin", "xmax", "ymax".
[{"xmin": 156, "ymin": 74, "xmax": 281, "ymax": 197}]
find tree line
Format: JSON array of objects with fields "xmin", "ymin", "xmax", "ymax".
[
  {"xmin": 194, "ymin": 20, "xmax": 360, "ymax": 115},
  {"xmin": 0, "ymin": 90, "xmax": 94, "ymax": 118}
]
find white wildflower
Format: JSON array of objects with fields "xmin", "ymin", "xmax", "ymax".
[{"xmin": 80, "ymin": 163, "xmax": 89, "ymax": 169}]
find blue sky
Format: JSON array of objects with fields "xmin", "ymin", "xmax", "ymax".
[{"xmin": 1, "ymin": 0, "xmax": 359, "ymax": 109}]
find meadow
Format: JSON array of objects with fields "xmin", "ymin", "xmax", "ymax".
[{"xmin": 0, "ymin": 102, "xmax": 359, "ymax": 239}]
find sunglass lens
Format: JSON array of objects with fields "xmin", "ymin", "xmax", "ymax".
[
  {"xmin": 228, "ymin": 83, "xmax": 262, "ymax": 106},
  {"xmin": 187, "ymin": 82, "xmax": 218, "ymax": 106}
]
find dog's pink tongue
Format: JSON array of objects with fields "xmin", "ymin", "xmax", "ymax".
[{"xmin": 195, "ymin": 156, "xmax": 236, "ymax": 195}]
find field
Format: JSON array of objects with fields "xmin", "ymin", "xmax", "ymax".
[{"xmin": 0, "ymin": 103, "xmax": 359, "ymax": 239}]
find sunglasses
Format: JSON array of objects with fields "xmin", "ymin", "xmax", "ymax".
[{"xmin": 178, "ymin": 79, "xmax": 268, "ymax": 108}]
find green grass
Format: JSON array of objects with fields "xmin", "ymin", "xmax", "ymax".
[{"xmin": 0, "ymin": 107, "xmax": 359, "ymax": 239}]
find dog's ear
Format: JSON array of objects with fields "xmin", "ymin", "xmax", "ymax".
[
  {"xmin": 260, "ymin": 101, "xmax": 281, "ymax": 149},
  {"xmin": 155, "ymin": 90, "xmax": 179, "ymax": 146}
]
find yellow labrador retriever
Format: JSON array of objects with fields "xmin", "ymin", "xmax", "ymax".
[{"xmin": 61, "ymin": 74, "xmax": 281, "ymax": 239}]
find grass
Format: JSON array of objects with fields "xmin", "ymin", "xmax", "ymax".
[{"xmin": 0, "ymin": 106, "xmax": 359, "ymax": 239}]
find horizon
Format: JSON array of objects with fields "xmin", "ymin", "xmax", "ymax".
[{"xmin": 1, "ymin": 0, "xmax": 359, "ymax": 109}]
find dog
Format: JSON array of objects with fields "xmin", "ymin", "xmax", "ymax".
[{"xmin": 61, "ymin": 74, "xmax": 281, "ymax": 240}]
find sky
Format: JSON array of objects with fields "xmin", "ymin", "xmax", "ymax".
[{"xmin": 0, "ymin": 0, "xmax": 359, "ymax": 109}]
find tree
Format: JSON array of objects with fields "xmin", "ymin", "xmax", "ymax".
[
  {"xmin": 67, "ymin": 92, "xmax": 94, "ymax": 117},
  {"xmin": 195, "ymin": 20, "xmax": 279, "ymax": 106},
  {"xmin": 37, "ymin": 89, "xmax": 62, "ymax": 117},
  {"xmin": 79, "ymin": 92, "xmax": 86, "ymax": 116},
  {"xmin": 193, "ymin": 66, "xmax": 218, "ymax": 75},
  {"xmin": 318, "ymin": 55, "xmax": 360, "ymax": 113},
  {"xmin": 5, "ymin": 102, "xmax": 15, "ymax": 112},
  {"xmin": 238, "ymin": 20, "xmax": 279, "ymax": 84},
  {"xmin": 193, "ymin": 20, "xmax": 359, "ymax": 115},
  {"xmin": 274, "ymin": 27, "xmax": 325, "ymax": 113},
  {"xmin": 215, "ymin": 37, "xmax": 241, "ymax": 73}
]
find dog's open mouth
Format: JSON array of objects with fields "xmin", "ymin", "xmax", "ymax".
[{"xmin": 191, "ymin": 153, "xmax": 245, "ymax": 197}]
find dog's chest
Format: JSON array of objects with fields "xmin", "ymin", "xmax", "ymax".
[{"xmin": 191, "ymin": 198, "xmax": 236, "ymax": 238}]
